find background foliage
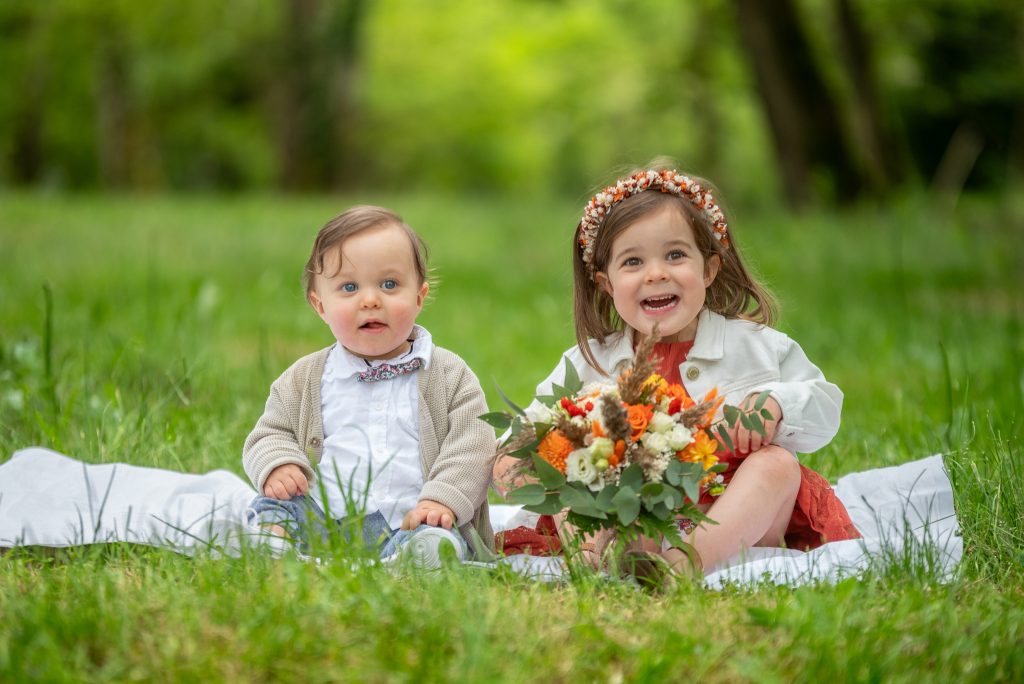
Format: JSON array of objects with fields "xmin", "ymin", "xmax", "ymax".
[{"xmin": 1, "ymin": 0, "xmax": 1021, "ymax": 204}]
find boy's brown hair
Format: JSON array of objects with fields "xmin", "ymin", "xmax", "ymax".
[{"xmin": 303, "ymin": 205, "xmax": 429, "ymax": 299}]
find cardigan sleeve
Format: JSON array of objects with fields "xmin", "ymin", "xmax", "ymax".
[
  {"xmin": 241, "ymin": 364, "xmax": 317, "ymax": 494},
  {"xmin": 418, "ymin": 357, "xmax": 495, "ymax": 526}
]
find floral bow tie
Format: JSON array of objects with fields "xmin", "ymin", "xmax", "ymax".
[{"xmin": 357, "ymin": 357, "xmax": 423, "ymax": 383}]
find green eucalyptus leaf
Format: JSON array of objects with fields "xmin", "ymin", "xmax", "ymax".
[
  {"xmin": 560, "ymin": 485, "xmax": 605, "ymax": 519},
  {"xmin": 716, "ymin": 424, "xmax": 734, "ymax": 452},
  {"xmin": 723, "ymin": 404, "xmax": 740, "ymax": 427},
  {"xmin": 749, "ymin": 414, "xmax": 767, "ymax": 437},
  {"xmin": 612, "ymin": 486, "xmax": 640, "ymax": 526},
  {"xmin": 753, "ymin": 390, "xmax": 771, "ymax": 411},
  {"xmin": 594, "ymin": 484, "xmax": 619, "ymax": 511},
  {"xmin": 525, "ymin": 492, "xmax": 564, "ymax": 515},
  {"xmin": 682, "ymin": 477, "xmax": 699, "ymax": 504},
  {"xmin": 496, "ymin": 384, "xmax": 527, "ymax": 417},
  {"xmin": 506, "ymin": 484, "xmax": 546, "ymax": 506},
  {"xmin": 651, "ymin": 501, "xmax": 672, "ymax": 520},
  {"xmin": 563, "ymin": 357, "xmax": 583, "ymax": 395},
  {"xmin": 478, "ymin": 412, "xmax": 512, "ymax": 430},
  {"xmin": 619, "ymin": 463, "xmax": 644, "ymax": 491},
  {"xmin": 664, "ymin": 459, "xmax": 683, "ymax": 486}
]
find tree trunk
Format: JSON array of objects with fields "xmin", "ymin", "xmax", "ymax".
[
  {"xmin": 96, "ymin": 27, "xmax": 132, "ymax": 189},
  {"xmin": 272, "ymin": 0, "xmax": 367, "ymax": 191},
  {"xmin": 734, "ymin": 0, "xmax": 865, "ymax": 205},
  {"xmin": 833, "ymin": 0, "xmax": 903, "ymax": 189}
]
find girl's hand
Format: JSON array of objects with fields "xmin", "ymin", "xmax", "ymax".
[
  {"xmin": 402, "ymin": 500, "xmax": 455, "ymax": 530},
  {"xmin": 727, "ymin": 393, "xmax": 782, "ymax": 456},
  {"xmin": 263, "ymin": 464, "xmax": 309, "ymax": 500}
]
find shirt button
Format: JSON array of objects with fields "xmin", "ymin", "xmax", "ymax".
[
  {"xmin": 686, "ymin": 366, "xmax": 700, "ymax": 381},
  {"xmin": 309, "ymin": 436, "xmax": 322, "ymax": 447}
]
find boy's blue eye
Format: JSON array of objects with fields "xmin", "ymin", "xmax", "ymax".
[
  {"xmin": 341, "ymin": 282, "xmax": 358, "ymax": 293},
  {"xmin": 382, "ymin": 279, "xmax": 398, "ymax": 290}
]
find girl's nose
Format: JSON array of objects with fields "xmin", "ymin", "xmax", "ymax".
[{"xmin": 644, "ymin": 264, "xmax": 669, "ymax": 283}]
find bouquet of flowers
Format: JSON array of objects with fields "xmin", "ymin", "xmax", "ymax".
[{"xmin": 483, "ymin": 335, "xmax": 774, "ymax": 551}]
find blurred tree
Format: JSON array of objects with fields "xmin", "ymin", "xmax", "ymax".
[
  {"xmin": 733, "ymin": 0, "xmax": 867, "ymax": 205},
  {"xmin": 271, "ymin": 0, "xmax": 368, "ymax": 191},
  {"xmin": 5, "ymin": 6, "xmax": 47, "ymax": 185},
  {"xmin": 887, "ymin": 0, "xmax": 1024, "ymax": 194}
]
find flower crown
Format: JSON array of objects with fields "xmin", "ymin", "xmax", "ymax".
[{"xmin": 577, "ymin": 169, "xmax": 730, "ymax": 276}]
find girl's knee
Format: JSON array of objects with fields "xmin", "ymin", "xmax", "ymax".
[{"xmin": 743, "ymin": 445, "xmax": 800, "ymax": 489}]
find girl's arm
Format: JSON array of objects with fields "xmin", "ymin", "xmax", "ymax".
[{"xmin": 755, "ymin": 337, "xmax": 843, "ymax": 454}]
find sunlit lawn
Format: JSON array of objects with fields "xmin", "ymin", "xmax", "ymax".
[{"xmin": 1, "ymin": 191, "xmax": 1022, "ymax": 681}]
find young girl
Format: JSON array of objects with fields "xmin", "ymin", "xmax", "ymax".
[
  {"xmin": 244, "ymin": 205, "xmax": 496, "ymax": 565},
  {"xmin": 496, "ymin": 167, "xmax": 859, "ymax": 576}
]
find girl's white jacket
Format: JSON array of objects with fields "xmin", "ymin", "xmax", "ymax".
[{"xmin": 533, "ymin": 309, "xmax": 843, "ymax": 455}]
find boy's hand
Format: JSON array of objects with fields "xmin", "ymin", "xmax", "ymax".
[
  {"xmin": 263, "ymin": 464, "xmax": 309, "ymax": 500},
  {"xmin": 726, "ymin": 393, "xmax": 782, "ymax": 456},
  {"xmin": 402, "ymin": 500, "xmax": 455, "ymax": 531}
]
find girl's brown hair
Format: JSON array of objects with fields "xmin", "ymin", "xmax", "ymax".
[
  {"xmin": 303, "ymin": 205, "xmax": 429, "ymax": 300},
  {"xmin": 572, "ymin": 174, "xmax": 777, "ymax": 373}
]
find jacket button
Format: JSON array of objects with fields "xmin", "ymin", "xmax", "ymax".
[
  {"xmin": 310, "ymin": 437, "xmax": 322, "ymax": 447},
  {"xmin": 686, "ymin": 366, "xmax": 700, "ymax": 381}
]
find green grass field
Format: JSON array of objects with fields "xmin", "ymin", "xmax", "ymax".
[{"xmin": 1, "ymin": 191, "xmax": 1022, "ymax": 681}]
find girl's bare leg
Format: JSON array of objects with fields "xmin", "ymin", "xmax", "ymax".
[{"xmin": 664, "ymin": 445, "xmax": 801, "ymax": 575}]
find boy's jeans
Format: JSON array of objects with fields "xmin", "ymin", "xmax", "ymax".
[{"xmin": 246, "ymin": 494, "xmax": 468, "ymax": 559}]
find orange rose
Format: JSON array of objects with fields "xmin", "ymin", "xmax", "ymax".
[{"xmin": 626, "ymin": 404, "xmax": 654, "ymax": 441}]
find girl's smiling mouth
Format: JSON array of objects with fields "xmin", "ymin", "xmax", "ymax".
[{"xmin": 641, "ymin": 295, "xmax": 678, "ymax": 312}]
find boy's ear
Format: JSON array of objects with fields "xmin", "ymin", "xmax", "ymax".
[
  {"xmin": 704, "ymin": 254, "xmax": 721, "ymax": 287},
  {"xmin": 308, "ymin": 289, "xmax": 326, "ymax": 316},
  {"xmin": 416, "ymin": 281, "xmax": 429, "ymax": 308},
  {"xmin": 594, "ymin": 271, "xmax": 613, "ymax": 296}
]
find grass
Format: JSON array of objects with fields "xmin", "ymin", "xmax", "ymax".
[{"xmin": 1, "ymin": 190, "xmax": 1022, "ymax": 681}]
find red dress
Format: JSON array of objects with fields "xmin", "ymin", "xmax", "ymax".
[{"xmin": 495, "ymin": 342, "xmax": 861, "ymax": 555}]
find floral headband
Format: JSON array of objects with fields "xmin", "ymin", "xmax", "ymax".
[{"xmin": 577, "ymin": 169, "xmax": 730, "ymax": 276}]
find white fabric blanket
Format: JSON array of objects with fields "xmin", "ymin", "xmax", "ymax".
[{"xmin": 0, "ymin": 448, "xmax": 961, "ymax": 587}]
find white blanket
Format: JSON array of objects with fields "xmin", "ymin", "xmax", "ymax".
[{"xmin": 0, "ymin": 448, "xmax": 961, "ymax": 587}]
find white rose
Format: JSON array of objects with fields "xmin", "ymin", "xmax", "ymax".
[
  {"xmin": 668, "ymin": 424, "xmax": 695, "ymax": 452},
  {"xmin": 649, "ymin": 412, "xmax": 675, "ymax": 434},
  {"xmin": 566, "ymin": 448, "xmax": 598, "ymax": 485},
  {"xmin": 525, "ymin": 402, "xmax": 557, "ymax": 425},
  {"xmin": 641, "ymin": 431, "xmax": 670, "ymax": 455}
]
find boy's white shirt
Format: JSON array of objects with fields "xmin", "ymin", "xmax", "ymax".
[
  {"xmin": 314, "ymin": 325, "xmax": 431, "ymax": 529},
  {"xmin": 532, "ymin": 309, "xmax": 843, "ymax": 455}
]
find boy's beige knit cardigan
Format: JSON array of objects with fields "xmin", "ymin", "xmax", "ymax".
[{"xmin": 242, "ymin": 345, "xmax": 496, "ymax": 557}]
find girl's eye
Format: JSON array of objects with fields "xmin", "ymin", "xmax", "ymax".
[
  {"xmin": 667, "ymin": 250, "xmax": 685, "ymax": 261},
  {"xmin": 341, "ymin": 283, "xmax": 358, "ymax": 293},
  {"xmin": 623, "ymin": 257, "xmax": 641, "ymax": 267},
  {"xmin": 381, "ymin": 279, "xmax": 398, "ymax": 290}
]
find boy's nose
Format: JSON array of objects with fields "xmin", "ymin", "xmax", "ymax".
[{"xmin": 359, "ymin": 291, "xmax": 381, "ymax": 308}]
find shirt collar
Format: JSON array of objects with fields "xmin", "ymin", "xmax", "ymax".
[
  {"xmin": 687, "ymin": 309, "xmax": 726, "ymax": 360},
  {"xmin": 325, "ymin": 324, "xmax": 433, "ymax": 380}
]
